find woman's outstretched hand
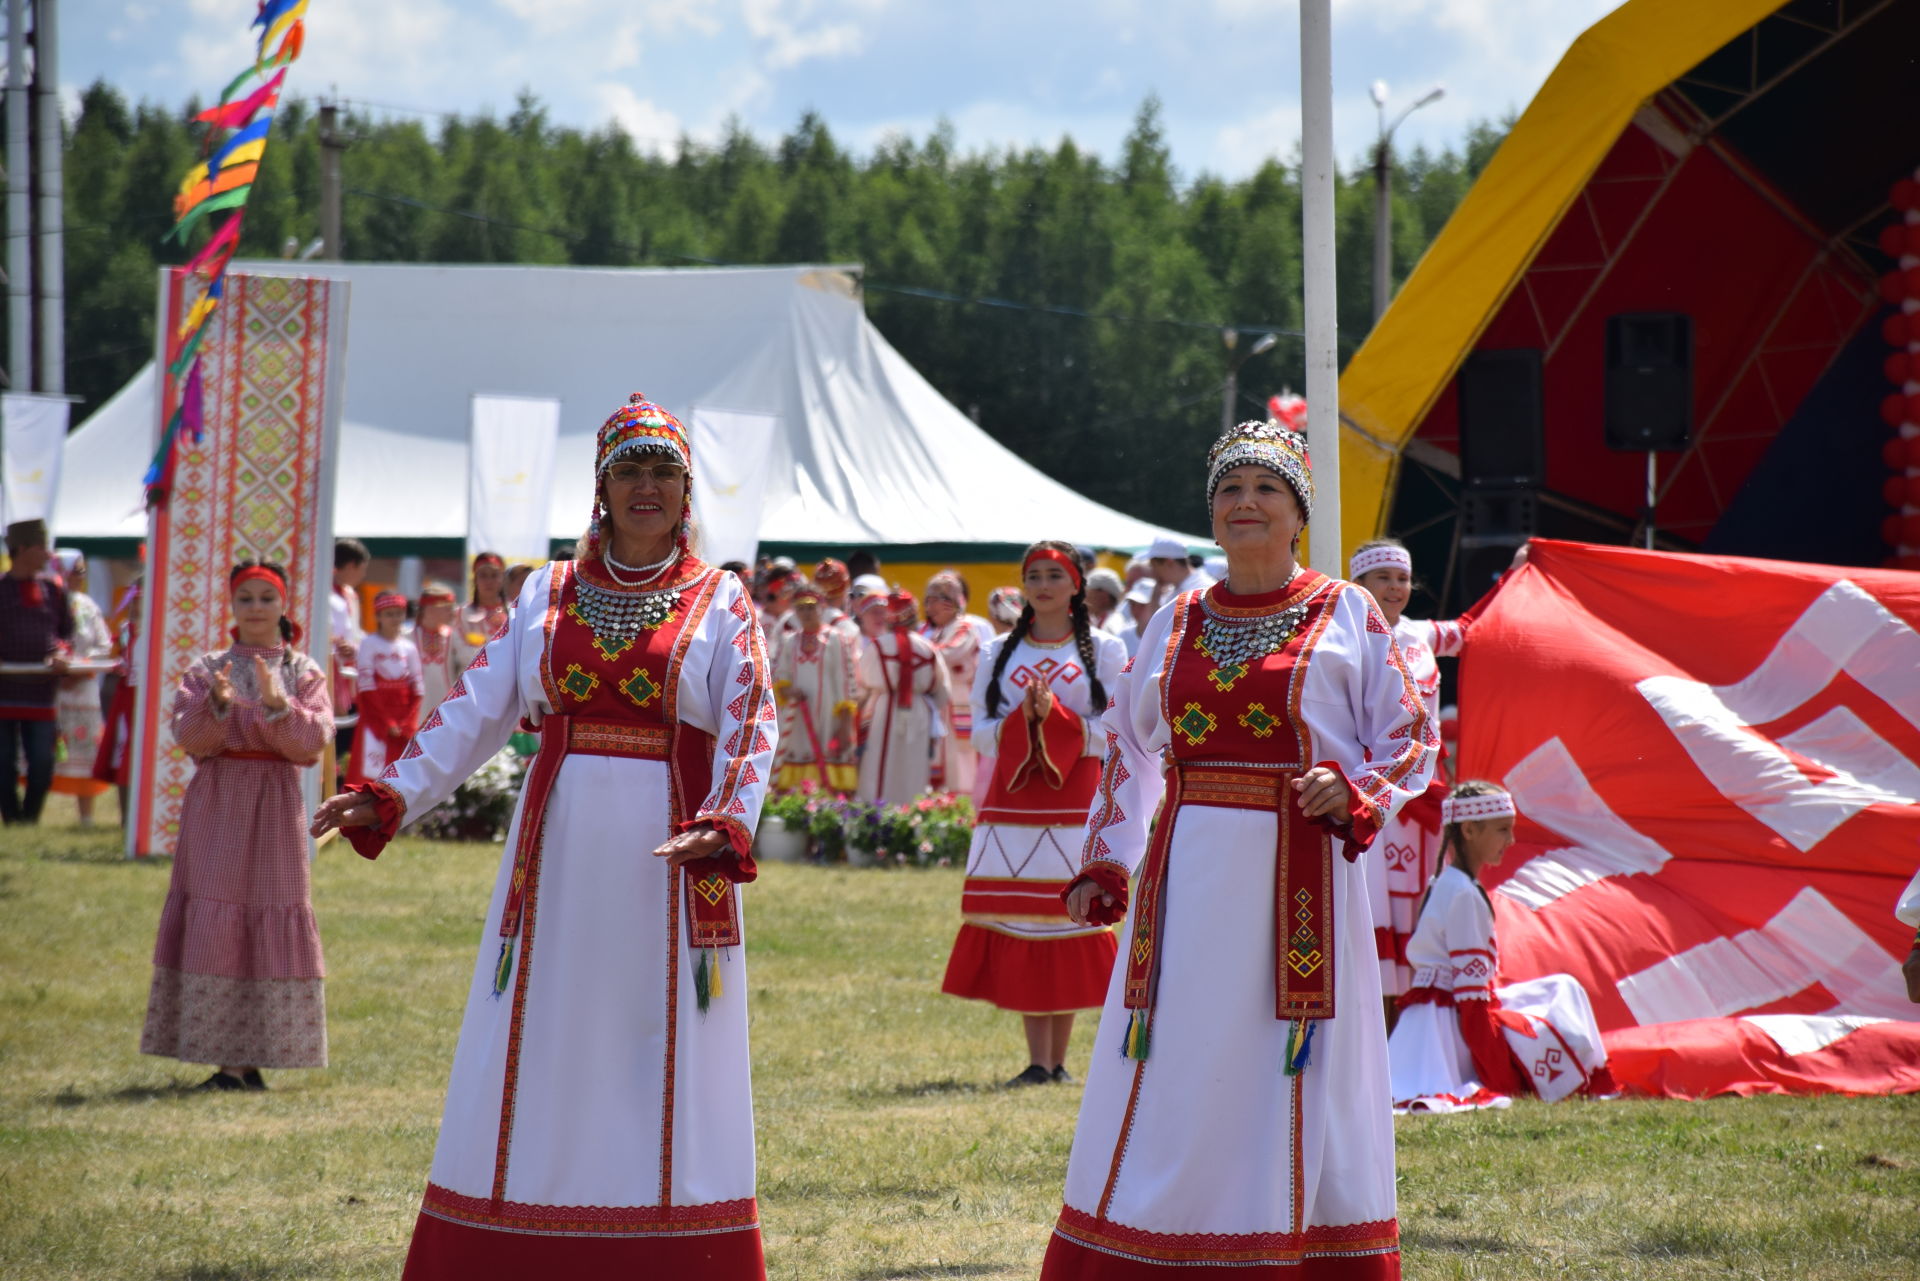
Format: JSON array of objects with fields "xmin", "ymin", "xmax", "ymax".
[
  {"xmin": 654, "ymin": 827, "xmax": 732, "ymax": 869},
  {"xmin": 1065, "ymin": 878, "xmax": 1114, "ymax": 926},
  {"xmin": 311, "ymin": 792, "xmax": 380, "ymax": 838},
  {"xmin": 1291, "ymin": 766, "xmax": 1353, "ymax": 820}
]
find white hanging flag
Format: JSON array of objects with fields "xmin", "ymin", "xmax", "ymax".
[
  {"xmin": 1, "ymin": 393, "xmax": 72, "ymax": 527},
  {"xmin": 468, "ymin": 393, "xmax": 560, "ymax": 565},
  {"xmin": 689, "ymin": 408, "xmax": 780, "ymax": 567}
]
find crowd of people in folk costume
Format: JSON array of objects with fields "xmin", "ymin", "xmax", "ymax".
[{"xmin": 5, "ymin": 397, "xmax": 1916, "ymax": 1281}]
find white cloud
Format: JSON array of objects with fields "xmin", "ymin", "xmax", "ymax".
[
  {"xmin": 1210, "ymin": 101, "xmax": 1303, "ymax": 175},
  {"xmin": 593, "ymin": 83, "xmax": 686, "ymax": 152},
  {"xmin": 743, "ymin": 0, "xmax": 878, "ymax": 70}
]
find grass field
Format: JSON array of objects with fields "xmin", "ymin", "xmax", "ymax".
[{"xmin": 2, "ymin": 795, "xmax": 1917, "ymax": 1280}]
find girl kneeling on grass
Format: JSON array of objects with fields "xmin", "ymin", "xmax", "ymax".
[{"xmin": 1388, "ymin": 780, "xmax": 1618, "ymax": 1112}]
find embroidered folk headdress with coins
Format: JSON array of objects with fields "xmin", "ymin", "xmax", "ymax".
[
  {"xmin": 573, "ymin": 393, "xmax": 700, "ymax": 643},
  {"xmin": 1194, "ymin": 419, "xmax": 1319, "ymax": 668}
]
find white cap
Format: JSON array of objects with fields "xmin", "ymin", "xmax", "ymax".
[
  {"xmin": 1202, "ymin": 555, "xmax": 1227, "ymax": 580},
  {"xmin": 1124, "ymin": 579, "xmax": 1158, "ymax": 605},
  {"xmin": 1146, "ymin": 536, "xmax": 1188, "ymax": 560},
  {"xmin": 849, "ymin": 573, "xmax": 889, "ymax": 597}
]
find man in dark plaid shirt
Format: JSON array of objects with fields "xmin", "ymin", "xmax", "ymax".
[{"xmin": 0, "ymin": 519, "xmax": 72, "ymax": 824}]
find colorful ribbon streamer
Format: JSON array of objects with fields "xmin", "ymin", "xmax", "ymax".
[{"xmin": 144, "ymin": 8, "xmax": 309, "ymax": 508}]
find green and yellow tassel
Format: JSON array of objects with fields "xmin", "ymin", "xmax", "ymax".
[
  {"xmin": 1282, "ymin": 1018, "xmax": 1318, "ymax": 1076},
  {"xmin": 492, "ymin": 938, "xmax": 515, "ymax": 998},
  {"xmin": 1123, "ymin": 1009, "xmax": 1151, "ymax": 1060},
  {"xmin": 694, "ymin": 950, "xmax": 712, "ymax": 1014}
]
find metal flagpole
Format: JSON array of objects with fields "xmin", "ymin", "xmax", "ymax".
[{"xmin": 1300, "ymin": 0, "xmax": 1341, "ymax": 575}]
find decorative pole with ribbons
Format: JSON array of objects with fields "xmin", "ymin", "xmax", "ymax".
[{"xmin": 143, "ymin": 0, "xmax": 310, "ymax": 508}]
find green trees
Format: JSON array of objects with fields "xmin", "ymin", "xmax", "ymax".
[{"xmin": 34, "ymin": 83, "xmax": 1503, "ymax": 531}]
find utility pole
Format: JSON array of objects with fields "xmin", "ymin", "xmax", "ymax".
[
  {"xmin": 5, "ymin": 0, "xmax": 30, "ymax": 391},
  {"xmin": 31, "ymin": 0, "xmax": 58, "ymax": 394},
  {"xmin": 318, "ymin": 100, "xmax": 343, "ymax": 260},
  {"xmin": 1368, "ymin": 81, "xmax": 1444, "ymax": 329}
]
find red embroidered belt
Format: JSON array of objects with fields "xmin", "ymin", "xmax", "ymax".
[
  {"xmin": 565, "ymin": 719, "xmax": 672, "ymax": 761},
  {"xmin": 1123, "ymin": 763, "xmax": 1337, "ymax": 1033}
]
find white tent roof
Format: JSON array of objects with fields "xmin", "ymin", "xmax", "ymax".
[{"xmin": 56, "ymin": 262, "xmax": 1196, "ymax": 553}]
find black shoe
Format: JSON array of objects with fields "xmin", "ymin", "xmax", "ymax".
[
  {"xmin": 1005, "ymin": 1063, "xmax": 1052, "ymax": 1089},
  {"xmin": 1051, "ymin": 1065, "xmax": 1074, "ymax": 1084},
  {"xmin": 241, "ymin": 1070, "xmax": 268, "ymax": 1091},
  {"xmin": 194, "ymin": 1071, "xmax": 246, "ymax": 1092}
]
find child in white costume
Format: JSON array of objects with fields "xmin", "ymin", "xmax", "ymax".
[{"xmin": 1389, "ymin": 780, "xmax": 1617, "ymax": 1112}]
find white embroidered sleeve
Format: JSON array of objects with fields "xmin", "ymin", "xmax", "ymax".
[{"xmin": 687, "ymin": 576, "xmax": 778, "ymax": 857}]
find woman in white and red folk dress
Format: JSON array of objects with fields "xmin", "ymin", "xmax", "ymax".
[
  {"xmin": 772, "ymin": 583, "xmax": 859, "ymax": 792},
  {"xmin": 414, "ymin": 581, "xmax": 459, "ymax": 711},
  {"xmin": 143, "ymin": 562, "xmax": 333, "ymax": 1092},
  {"xmin": 1388, "ymin": 782, "xmax": 1615, "ymax": 1113},
  {"xmin": 941, "ymin": 542, "xmax": 1126, "ymax": 1087},
  {"xmin": 921, "ymin": 570, "xmax": 991, "ymax": 795},
  {"xmin": 347, "ymin": 591, "xmax": 424, "ymax": 786},
  {"xmin": 451, "ymin": 551, "xmax": 511, "ymax": 675},
  {"xmin": 855, "ymin": 589, "xmax": 950, "ymax": 805},
  {"xmin": 313, "ymin": 394, "xmax": 776, "ymax": 1280},
  {"xmin": 1045, "ymin": 421, "xmax": 1438, "ymax": 1281}
]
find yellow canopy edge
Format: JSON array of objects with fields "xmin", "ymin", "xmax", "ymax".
[{"xmin": 1334, "ymin": 0, "xmax": 1788, "ymax": 556}]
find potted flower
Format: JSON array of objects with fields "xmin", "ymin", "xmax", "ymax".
[{"xmin": 755, "ymin": 786, "xmax": 815, "ymax": 863}]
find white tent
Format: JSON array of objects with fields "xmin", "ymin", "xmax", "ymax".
[{"xmin": 55, "ymin": 262, "xmax": 1197, "ymax": 555}]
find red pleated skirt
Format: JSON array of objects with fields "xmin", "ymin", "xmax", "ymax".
[{"xmin": 941, "ymin": 922, "xmax": 1117, "ymax": 1014}]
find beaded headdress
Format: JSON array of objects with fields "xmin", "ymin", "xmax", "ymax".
[
  {"xmin": 1206, "ymin": 419, "xmax": 1314, "ymax": 521},
  {"xmin": 1349, "ymin": 544, "xmax": 1412, "ymax": 579},
  {"xmin": 887, "ymin": 589, "xmax": 919, "ymax": 626},
  {"xmin": 589, "ymin": 393, "xmax": 694, "ymax": 557},
  {"xmin": 1441, "ymin": 789, "xmax": 1515, "ymax": 825},
  {"xmin": 814, "ymin": 558, "xmax": 850, "ymax": 591}
]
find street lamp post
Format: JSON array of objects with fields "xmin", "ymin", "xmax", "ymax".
[
  {"xmin": 1220, "ymin": 328, "xmax": 1279, "ymax": 434},
  {"xmin": 1370, "ymin": 81, "xmax": 1444, "ymax": 328}
]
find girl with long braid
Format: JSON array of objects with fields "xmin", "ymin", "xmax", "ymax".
[
  {"xmin": 142, "ymin": 561, "xmax": 334, "ymax": 1091},
  {"xmin": 941, "ymin": 541, "xmax": 1126, "ymax": 1087},
  {"xmin": 1388, "ymin": 780, "xmax": 1616, "ymax": 1112}
]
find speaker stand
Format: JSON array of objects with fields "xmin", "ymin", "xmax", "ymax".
[{"xmin": 1642, "ymin": 451, "xmax": 1658, "ymax": 551}]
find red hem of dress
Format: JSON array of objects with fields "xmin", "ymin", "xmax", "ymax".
[
  {"xmin": 940, "ymin": 923, "xmax": 1117, "ymax": 1012},
  {"xmin": 403, "ymin": 1203, "xmax": 765, "ymax": 1279},
  {"xmin": 1042, "ymin": 1207, "xmax": 1399, "ymax": 1278}
]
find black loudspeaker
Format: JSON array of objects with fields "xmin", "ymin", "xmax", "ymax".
[
  {"xmin": 1605, "ymin": 313, "xmax": 1692, "ymax": 450},
  {"xmin": 1454, "ymin": 487, "xmax": 1534, "ymax": 610},
  {"xmin": 1457, "ymin": 349, "xmax": 1544, "ymax": 488}
]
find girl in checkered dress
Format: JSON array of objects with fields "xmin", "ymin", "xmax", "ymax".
[{"xmin": 141, "ymin": 562, "xmax": 334, "ymax": 1091}]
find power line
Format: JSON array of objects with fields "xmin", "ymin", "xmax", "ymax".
[{"xmin": 344, "ymin": 184, "xmax": 1319, "ymax": 341}]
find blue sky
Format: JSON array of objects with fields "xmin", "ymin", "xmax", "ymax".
[{"xmin": 67, "ymin": 0, "xmax": 1621, "ymax": 177}]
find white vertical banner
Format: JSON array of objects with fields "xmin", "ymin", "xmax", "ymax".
[
  {"xmin": 468, "ymin": 393, "xmax": 560, "ymax": 565},
  {"xmin": 689, "ymin": 408, "xmax": 780, "ymax": 568},
  {"xmin": 1, "ymin": 392, "xmax": 71, "ymax": 527}
]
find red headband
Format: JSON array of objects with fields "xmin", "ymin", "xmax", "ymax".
[
  {"xmin": 1022, "ymin": 547, "xmax": 1084, "ymax": 592},
  {"xmin": 373, "ymin": 591, "xmax": 408, "ymax": 614},
  {"xmin": 232, "ymin": 565, "xmax": 288, "ymax": 598},
  {"xmin": 473, "ymin": 553, "xmax": 504, "ymax": 570}
]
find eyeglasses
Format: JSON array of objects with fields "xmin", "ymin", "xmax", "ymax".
[{"xmin": 606, "ymin": 461, "xmax": 687, "ymax": 486}]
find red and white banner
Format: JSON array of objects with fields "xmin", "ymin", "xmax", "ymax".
[{"xmin": 1458, "ymin": 540, "xmax": 1920, "ymax": 1098}]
